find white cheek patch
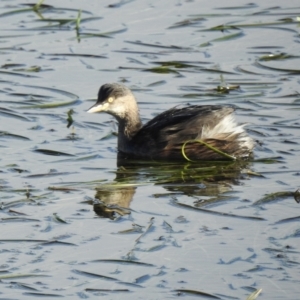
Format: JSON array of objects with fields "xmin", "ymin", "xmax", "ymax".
[{"xmin": 109, "ymin": 103, "xmax": 126, "ymax": 117}]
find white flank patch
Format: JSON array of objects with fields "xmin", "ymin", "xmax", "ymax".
[
  {"xmin": 201, "ymin": 115, "xmax": 242, "ymax": 137},
  {"xmin": 200, "ymin": 114, "xmax": 254, "ymax": 149}
]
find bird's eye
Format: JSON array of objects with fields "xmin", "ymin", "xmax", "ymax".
[{"xmin": 108, "ymin": 97, "xmax": 114, "ymax": 103}]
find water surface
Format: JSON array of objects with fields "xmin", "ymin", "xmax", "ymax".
[{"xmin": 0, "ymin": 0, "xmax": 300, "ymax": 299}]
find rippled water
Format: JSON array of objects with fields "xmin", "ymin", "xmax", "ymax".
[{"xmin": 0, "ymin": 0, "xmax": 300, "ymax": 299}]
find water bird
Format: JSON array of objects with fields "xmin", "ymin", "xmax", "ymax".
[{"xmin": 87, "ymin": 83, "xmax": 254, "ymax": 161}]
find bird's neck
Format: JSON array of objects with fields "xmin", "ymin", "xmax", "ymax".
[{"xmin": 117, "ymin": 111, "xmax": 142, "ymax": 152}]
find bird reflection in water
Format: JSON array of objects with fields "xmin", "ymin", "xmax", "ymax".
[{"xmin": 92, "ymin": 157, "xmax": 253, "ymax": 219}]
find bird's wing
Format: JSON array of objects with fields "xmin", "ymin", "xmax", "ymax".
[{"xmin": 131, "ymin": 105, "xmax": 235, "ymax": 158}]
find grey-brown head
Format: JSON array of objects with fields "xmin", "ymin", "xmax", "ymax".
[
  {"xmin": 87, "ymin": 83, "xmax": 142, "ymax": 141},
  {"xmin": 87, "ymin": 83, "xmax": 137, "ymax": 121}
]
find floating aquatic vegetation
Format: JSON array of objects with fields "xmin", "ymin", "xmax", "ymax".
[
  {"xmin": 48, "ymin": 186, "xmax": 79, "ymax": 192},
  {"xmin": 0, "ymin": 217, "xmax": 40, "ymax": 222},
  {"xmin": 0, "ymin": 239, "xmax": 48, "ymax": 243},
  {"xmin": 253, "ymin": 156, "xmax": 284, "ymax": 164},
  {"xmin": 66, "ymin": 108, "xmax": 74, "ymax": 128},
  {"xmin": 125, "ymin": 40, "xmax": 192, "ymax": 50},
  {"xmin": 174, "ymin": 289, "xmax": 221, "ymax": 299},
  {"xmin": 294, "ymin": 188, "xmax": 300, "ymax": 203},
  {"xmin": 244, "ymin": 170, "xmax": 264, "ymax": 177},
  {"xmin": 214, "ymin": 74, "xmax": 240, "ymax": 93},
  {"xmin": 181, "ymin": 139, "xmax": 236, "ymax": 162},
  {"xmin": 33, "ymin": 149, "xmax": 74, "ymax": 156},
  {"xmin": 0, "ymin": 108, "xmax": 32, "ymax": 121},
  {"xmin": 202, "ymin": 24, "xmax": 240, "ymax": 31},
  {"xmin": 0, "ymin": 84, "xmax": 79, "ymax": 111},
  {"xmin": 73, "ymin": 269, "xmax": 119, "ymax": 281},
  {"xmin": 146, "ymin": 80, "xmax": 167, "ymax": 87},
  {"xmin": 200, "ymin": 31, "xmax": 244, "ymax": 47},
  {"xmin": 78, "ymin": 28, "xmax": 127, "ymax": 39},
  {"xmin": 175, "ymin": 201, "xmax": 265, "ymax": 221},
  {"xmin": 7, "ymin": 282, "xmax": 38, "ymax": 291},
  {"xmin": 135, "ymin": 217, "xmax": 155, "ymax": 243},
  {"xmin": 0, "ymin": 273, "xmax": 49, "ymax": 280},
  {"xmin": 118, "ymin": 223, "xmax": 144, "ymax": 234},
  {"xmin": 0, "ymin": 70, "xmax": 39, "ymax": 78},
  {"xmin": 0, "ymin": 131, "xmax": 30, "ymax": 140},
  {"xmin": 17, "ymin": 99, "xmax": 80, "ymax": 109},
  {"xmin": 45, "ymin": 53, "xmax": 106, "ymax": 59},
  {"xmin": 85, "ymin": 288, "xmax": 130, "ymax": 293},
  {"xmin": 246, "ymin": 288, "xmax": 262, "ymax": 300},
  {"xmin": 224, "ymin": 4, "xmax": 259, "ymax": 9},
  {"xmin": 274, "ymin": 215, "xmax": 300, "ymax": 225},
  {"xmin": 107, "ymin": 0, "xmax": 135, "ymax": 8},
  {"xmin": 8, "ymin": 209, "xmax": 28, "ymax": 215},
  {"xmin": 39, "ymin": 240, "xmax": 76, "ymax": 246},
  {"xmin": 114, "ymin": 49, "xmax": 167, "ymax": 56},
  {"xmin": 33, "ymin": 0, "xmax": 45, "ymax": 12},
  {"xmin": 0, "ymin": 1, "xmax": 92, "ymax": 19},
  {"xmin": 254, "ymin": 60, "xmax": 300, "ymax": 74},
  {"xmin": 10, "ymin": 65, "xmax": 42, "ymax": 72},
  {"xmin": 34, "ymin": 16, "xmax": 102, "ymax": 28},
  {"xmin": 262, "ymin": 247, "xmax": 298, "ymax": 254},
  {"xmin": 253, "ymin": 191, "xmax": 294, "ymax": 206},
  {"xmin": 91, "ymin": 259, "xmax": 155, "ymax": 267},
  {"xmin": 0, "ymin": 5, "xmax": 49, "ymax": 19},
  {"xmin": 168, "ymin": 17, "xmax": 205, "ymax": 29},
  {"xmin": 143, "ymin": 66, "xmax": 180, "ymax": 74},
  {"xmin": 75, "ymin": 9, "xmax": 81, "ymax": 31},
  {"xmin": 52, "ymin": 212, "xmax": 68, "ymax": 224},
  {"xmin": 258, "ymin": 52, "xmax": 298, "ymax": 61},
  {"xmin": 152, "ymin": 60, "xmax": 200, "ymax": 68},
  {"xmin": 23, "ymin": 292, "xmax": 65, "ymax": 297},
  {"xmin": 1, "ymin": 197, "xmax": 35, "ymax": 210},
  {"xmin": 193, "ymin": 195, "xmax": 236, "ymax": 208},
  {"xmin": 26, "ymin": 171, "xmax": 74, "ymax": 178},
  {"xmin": 1, "ymin": 63, "xmax": 26, "ymax": 69},
  {"xmin": 214, "ymin": 84, "xmax": 240, "ymax": 93},
  {"xmin": 75, "ymin": 9, "xmax": 81, "ymax": 42},
  {"xmin": 202, "ymin": 19, "xmax": 300, "ymax": 31}
]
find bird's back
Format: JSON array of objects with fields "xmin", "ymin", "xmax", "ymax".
[{"xmin": 123, "ymin": 105, "xmax": 254, "ymax": 160}]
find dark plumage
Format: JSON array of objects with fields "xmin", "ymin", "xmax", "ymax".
[{"xmin": 87, "ymin": 83, "xmax": 254, "ymax": 160}]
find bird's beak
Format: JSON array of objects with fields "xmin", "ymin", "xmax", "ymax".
[{"xmin": 87, "ymin": 103, "xmax": 104, "ymax": 113}]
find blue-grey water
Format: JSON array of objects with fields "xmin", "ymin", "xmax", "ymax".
[{"xmin": 0, "ymin": 0, "xmax": 299, "ymax": 299}]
